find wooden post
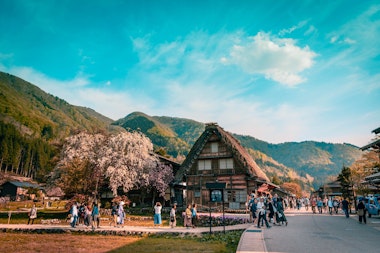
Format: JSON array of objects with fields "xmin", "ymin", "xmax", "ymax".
[{"xmin": 8, "ymin": 211, "xmax": 11, "ymax": 224}]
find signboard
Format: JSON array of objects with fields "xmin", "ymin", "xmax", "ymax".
[{"xmin": 206, "ymin": 182, "xmax": 226, "ymax": 203}]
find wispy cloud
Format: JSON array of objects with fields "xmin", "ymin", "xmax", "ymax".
[{"xmin": 222, "ymin": 32, "xmax": 317, "ymax": 87}]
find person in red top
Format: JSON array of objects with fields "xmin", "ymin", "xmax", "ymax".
[{"xmin": 311, "ymin": 196, "xmax": 317, "ymax": 214}]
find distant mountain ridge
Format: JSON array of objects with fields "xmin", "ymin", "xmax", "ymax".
[
  {"xmin": 114, "ymin": 112, "xmax": 363, "ymax": 189},
  {"xmin": 0, "ymin": 71, "xmax": 363, "ymax": 189}
]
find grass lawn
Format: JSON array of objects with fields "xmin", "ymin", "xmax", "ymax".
[{"xmin": 0, "ymin": 231, "xmax": 243, "ymax": 253}]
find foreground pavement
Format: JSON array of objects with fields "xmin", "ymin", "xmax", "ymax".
[{"xmin": 236, "ymin": 208, "xmax": 380, "ymax": 253}]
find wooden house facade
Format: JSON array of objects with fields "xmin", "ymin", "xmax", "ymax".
[{"xmin": 175, "ymin": 123, "xmax": 272, "ymax": 210}]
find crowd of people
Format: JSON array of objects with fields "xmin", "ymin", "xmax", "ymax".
[
  {"xmin": 69, "ymin": 201, "xmax": 102, "ymax": 230},
  {"xmin": 248, "ymin": 193, "xmax": 288, "ymax": 228},
  {"xmin": 61, "ymin": 193, "xmax": 367, "ymax": 230},
  {"xmin": 66, "ymin": 199, "xmax": 199, "ymax": 229},
  {"xmin": 246, "ymin": 193, "xmax": 359, "ymax": 228}
]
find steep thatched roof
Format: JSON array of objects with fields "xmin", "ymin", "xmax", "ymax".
[{"xmin": 176, "ymin": 123, "xmax": 270, "ymax": 182}]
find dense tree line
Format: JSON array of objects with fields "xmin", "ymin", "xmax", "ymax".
[{"xmin": 0, "ymin": 122, "xmax": 57, "ymax": 181}]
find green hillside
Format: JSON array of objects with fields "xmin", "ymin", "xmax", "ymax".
[
  {"xmin": 0, "ymin": 71, "xmax": 120, "ymax": 140},
  {"xmin": 0, "ymin": 72, "xmax": 121, "ymax": 181},
  {"xmin": 112, "ymin": 112, "xmax": 199, "ymax": 157}
]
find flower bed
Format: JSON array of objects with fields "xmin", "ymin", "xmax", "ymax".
[{"xmin": 182, "ymin": 212, "xmax": 250, "ymax": 227}]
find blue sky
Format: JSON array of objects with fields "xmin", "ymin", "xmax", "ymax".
[{"xmin": 0, "ymin": 0, "xmax": 379, "ymax": 147}]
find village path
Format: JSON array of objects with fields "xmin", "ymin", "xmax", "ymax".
[{"xmin": 1, "ymin": 207, "xmax": 380, "ymax": 253}]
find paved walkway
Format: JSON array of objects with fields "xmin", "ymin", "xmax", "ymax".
[{"xmin": 235, "ymin": 225, "xmax": 266, "ymax": 253}]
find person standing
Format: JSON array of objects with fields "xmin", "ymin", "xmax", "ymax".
[
  {"xmin": 341, "ymin": 198, "xmax": 350, "ymax": 218},
  {"xmin": 91, "ymin": 202, "xmax": 99, "ymax": 230},
  {"xmin": 84, "ymin": 203, "xmax": 92, "ymax": 228},
  {"xmin": 357, "ymin": 199, "xmax": 367, "ymax": 224},
  {"xmin": 117, "ymin": 201, "xmax": 126, "ymax": 228},
  {"xmin": 191, "ymin": 204, "xmax": 198, "ymax": 228},
  {"xmin": 317, "ymin": 197, "xmax": 323, "ymax": 214},
  {"xmin": 169, "ymin": 204, "xmax": 177, "ymax": 228},
  {"xmin": 28, "ymin": 204, "xmax": 37, "ymax": 225},
  {"xmin": 70, "ymin": 202, "xmax": 78, "ymax": 228},
  {"xmin": 304, "ymin": 197, "xmax": 310, "ymax": 211},
  {"xmin": 153, "ymin": 202, "xmax": 162, "ymax": 227},
  {"xmin": 311, "ymin": 197, "xmax": 317, "ymax": 214},
  {"xmin": 248, "ymin": 195, "xmax": 257, "ymax": 224},
  {"xmin": 328, "ymin": 198, "xmax": 333, "ymax": 215}
]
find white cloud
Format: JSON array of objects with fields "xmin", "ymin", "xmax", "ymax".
[
  {"xmin": 223, "ymin": 32, "xmax": 317, "ymax": 87},
  {"xmin": 279, "ymin": 20, "xmax": 308, "ymax": 36}
]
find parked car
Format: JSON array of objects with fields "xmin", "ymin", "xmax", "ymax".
[{"xmin": 358, "ymin": 196, "xmax": 380, "ymax": 217}]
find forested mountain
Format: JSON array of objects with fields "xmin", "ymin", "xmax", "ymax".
[
  {"xmin": 0, "ymin": 72, "xmax": 122, "ymax": 181},
  {"xmin": 0, "ymin": 71, "xmax": 363, "ymax": 189},
  {"xmin": 112, "ymin": 112, "xmax": 204, "ymax": 157}
]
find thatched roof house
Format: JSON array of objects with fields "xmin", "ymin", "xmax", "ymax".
[{"xmin": 175, "ymin": 123, "xmax": 273, "ymax": 210}]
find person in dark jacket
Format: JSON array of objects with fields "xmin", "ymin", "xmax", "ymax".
[
  {"xmin": 249, "ymin": 196, "xmax": 258, "ymax": 225},
  {"xmin": 357, "ymin": 199, "xmax": 366, "ymax": 224},
  {"xmin": 268, "ymin": 198, "xmax": 275, "ymax": 223},
  {"xmin": 341, "ymin": 198, "xmax": 350, "ymax": 218}
]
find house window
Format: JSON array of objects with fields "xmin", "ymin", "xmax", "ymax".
[
  {"xmin": 211, "ymin": 142, "xmax": 218, "ymax": 153},
  {"xmin": 235, "ymin": 191, "xmax": 246, "ymax": 202},
  {"xmin": 194, "ymin": 191, "xmax": 201, "ymax": 198},
  {"xmin": 219, "ymin": 158, "xmax": 233, "ymax": 169},
  {"xmin": 198, "ymin": 160, "xmax": 212, "ymax": 170}
]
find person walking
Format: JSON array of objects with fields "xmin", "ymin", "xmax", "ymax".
[
  {"xmin": 153, "ymin": 202, "xmax": 162, "ymax": 227},
  {"xmin": 341, "ymin": 198, "xmax": 350, "ymax": 218},
  {"xmin": 276, "ymin": 197, "xmax": 288, "ymax": 226},
  {"xmin": 267, "ymin": 197, "xmax": 275, "ymax": 223},
  {"xmin": 169, "ymin": 204, "xmax": 177, "ymax": 228},
  {"xmin": 257, "ymin": 197, "xmax": 271, "ymax": 229},
  {"xmin": 110, "ymin": 202, "xmax": 118, "ymax": 227},
  {"xmin": 357, "ymin": 199, "xmax": 367, "ymax": 224},
  {"xmin": 191, "ymin": 204, "xmax": 198, "ymax": 228},
  {"xmin": 184, "ymin": 204, "xmax": 192, "ymax": 229},
  {"xmin": 27, "ymin": 204, "xmax": 37, "ymax": 225}
]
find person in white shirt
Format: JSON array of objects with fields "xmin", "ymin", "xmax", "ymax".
[{"xmin": 257, "ymin": 197, "xmax": 271, "ymax": 229}]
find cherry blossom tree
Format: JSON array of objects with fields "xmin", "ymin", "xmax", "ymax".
[
  {"xmin": 52, "ymin": 131, "xmax": 175, "ymax": 201},
  {"xmin": 101, "ymin": 131, "xmax": 158, "ymax": 195},
  {"xmin": 148, "ymin": 162, "xmax": 174, "ymax": 204}
]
